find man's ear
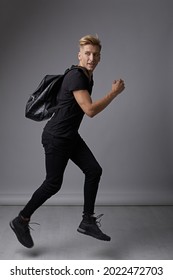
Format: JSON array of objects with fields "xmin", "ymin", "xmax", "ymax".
[{"xmin": 78, "ymin": 52, "xmax": 81, "ymax": 61}]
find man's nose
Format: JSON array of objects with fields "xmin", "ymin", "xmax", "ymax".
[{"xmin": 89, "ymin": 54, "xmax": 94, "ymax": 61}]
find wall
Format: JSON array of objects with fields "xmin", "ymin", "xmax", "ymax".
[{"xmin": 0, "ymin": 0, "xmax": 172, "ymax": 205}]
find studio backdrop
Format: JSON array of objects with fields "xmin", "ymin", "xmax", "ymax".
[{"xmin": 0, "ymin": 0, "xmax": 173, "ymax": 205}]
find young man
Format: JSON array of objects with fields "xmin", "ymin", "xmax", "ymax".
[{"xmin": 10, "ymin": 35, "xmax": 125, "ymax": 248}]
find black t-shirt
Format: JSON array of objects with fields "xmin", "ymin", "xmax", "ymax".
[{"xmin": 44, "ymin": 67, "xmax": 94, "ymax": 139}]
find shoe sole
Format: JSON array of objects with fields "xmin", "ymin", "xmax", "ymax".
[
  {"xmin": 77, "ymin": 227, "xmax": 111, "ymax": 241},
  {"xmin": 9, "ymin": 221, "xmax": 34, "ymax": 248}
]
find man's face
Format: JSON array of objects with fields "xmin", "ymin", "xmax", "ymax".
[{"xmin": 78, "ymin": 44, "xmax": 101, "ymax": 73}]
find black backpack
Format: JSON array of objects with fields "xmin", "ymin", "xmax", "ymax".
[{"xmin": 25, "ymin": 66, "xmax": 89, "ymax": 121}]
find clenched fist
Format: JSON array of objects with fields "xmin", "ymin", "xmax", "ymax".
[{"xmin": 111, "ymin": 79, "xmax": 125, "ymax": 96}]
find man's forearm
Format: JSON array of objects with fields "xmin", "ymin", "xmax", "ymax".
[{"xmin": 87, "ymin": 91, "xmax": 118, "ymax": 118}]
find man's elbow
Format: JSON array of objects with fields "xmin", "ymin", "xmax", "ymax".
[
  {"xmin": 81, "ymin": 104, "xmax": 97, "ymax": 118},
  {"xmin": 85, "ymin": 109, "xmax": 96, "ymax": 118}
]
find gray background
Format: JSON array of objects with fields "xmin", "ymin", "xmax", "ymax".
[{"xmin": 0, "ymin": 0, "xmax": 172, "ymax": 205}]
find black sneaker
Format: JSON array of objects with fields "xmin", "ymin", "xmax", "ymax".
[
  {"xmin": 9, "ymin": 215, "xmax": 34, "ymax": 248},
  {"xmin": 77, "ymin": 214, "xmax": 111, "ymax": 241}
]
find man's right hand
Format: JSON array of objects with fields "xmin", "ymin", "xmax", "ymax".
[{"xmin": 111, "ymin": 79, "xmax": 125, "ymax": 96}]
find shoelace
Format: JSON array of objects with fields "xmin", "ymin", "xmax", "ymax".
[
  {"xmin": 94, "ymin": 214, "xmax": 104, "ymax": 227},
  {"xmin": 24, "ymin": 222, "xmax": 40, "ymax": 232}
]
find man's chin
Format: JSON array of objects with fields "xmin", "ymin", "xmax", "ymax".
[{"xmin": 87, "ymin": 65, "xmax": 95, "ymax": 72}]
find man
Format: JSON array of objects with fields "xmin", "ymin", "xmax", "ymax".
[{"xmin": 10, "ymin": 35, "xmax": 125, "ymax": 248}]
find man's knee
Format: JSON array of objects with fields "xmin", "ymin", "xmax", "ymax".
[
  {"xmin": 87, "ymin": 163, "xmax": 102, "ymax": 179},
  {"xmin": 96, "ymin": 164, "xmax": 102, "ymax": 177},
  {"xmin": 42, "ymin": 180, "xmax": 62, "ymax": 196}
]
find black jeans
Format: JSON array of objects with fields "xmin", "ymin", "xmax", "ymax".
[{"xmin": 20, "ymin": 132, "xmax": 102, "ymax": 218}]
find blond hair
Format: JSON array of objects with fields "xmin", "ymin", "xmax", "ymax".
[{"xmin": 79, "ymin": 35, "xmax": 102, "ymax": 51}]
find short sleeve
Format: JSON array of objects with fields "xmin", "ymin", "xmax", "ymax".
[{"xmin": 65, "ymin": 69, "xmax": 89, "ymax": 92}]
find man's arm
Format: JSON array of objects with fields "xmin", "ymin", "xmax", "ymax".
[{"xmin": 73, "ymin": 79, "xmax": 125, "ymax": 118}]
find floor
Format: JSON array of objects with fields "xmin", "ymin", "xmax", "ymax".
[{"xmin": 0, "ymin": 205, "xmax": 173, "ymax": 260}]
